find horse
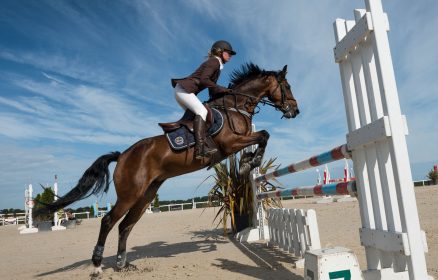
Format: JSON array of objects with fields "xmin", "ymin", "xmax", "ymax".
[{"xmin": 35, "ymin": 63, "xmax": 299, "ymax": 275}]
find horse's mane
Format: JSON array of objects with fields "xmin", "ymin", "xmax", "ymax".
[{"xmin": 229, "ymin": 62, "xmax": 277, "ymax": 88}]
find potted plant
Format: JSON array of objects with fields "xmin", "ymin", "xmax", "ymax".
[
  {"xmin": 208, "ymin": 152, "xmax": 281, "ymax": 234},
  {"xmin": 427, "ymin": 167, "xmax": 438, "ymax": 185}
]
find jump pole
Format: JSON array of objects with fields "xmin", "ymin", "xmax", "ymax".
[
  {"xmin": 255, "ymin": 144, "xmax": 350, "ymax": 184},
  {"xmin": 256, "ymin": 181, "xmax": 357, "ymax": 201}
]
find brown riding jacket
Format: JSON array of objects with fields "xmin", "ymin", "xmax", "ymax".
[{"xmin": 172, "ymin": 57, "xmax": 229, "ymax": 98}]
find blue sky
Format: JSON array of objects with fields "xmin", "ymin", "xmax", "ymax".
[{"xmin": 1, "ymin": 0, "xmax": 437, "ymax": 210}]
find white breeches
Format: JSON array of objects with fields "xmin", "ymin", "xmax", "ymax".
[{"xmin": 174, "ymin": 84, "xmax": 208, "ymax": 121}]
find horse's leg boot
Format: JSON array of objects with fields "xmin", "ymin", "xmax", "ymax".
[{"xmin": 194, "ymin": 116, "xmax": 217, "ymax": 159}]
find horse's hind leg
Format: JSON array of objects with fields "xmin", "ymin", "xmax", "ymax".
[
  {"xmin": 91, "ymin": 200, "xmax": 135, "ymax": 275},
  {"xmin": 115, "ymin": 180, "xmax": 164, "ymax": 270}
]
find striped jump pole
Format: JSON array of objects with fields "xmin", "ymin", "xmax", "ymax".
[
  {"xmin": 256, "ymin": 181, "xmax": 357, "ymax": 201},
  {"xmin": 255, "ymin": 144, "xmax": 351, "ymax": 183}
]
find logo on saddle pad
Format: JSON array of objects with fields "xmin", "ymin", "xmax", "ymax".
[
  {"xmin": 164, "ymin": 108, "xmax": 224, "ymax": 150},
  {"xmin": 174, "ymin": 136, "xmax": 185, "ymax": 145}
]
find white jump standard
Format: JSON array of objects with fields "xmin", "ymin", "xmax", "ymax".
[
  {"xmin": 52, "ymin": 175, "xmax": 66, "ymax": 231},
  {"xmin": 245, "ymin": 0, "xmax": 432, "ymax": 279},
  {"xmin": 19, "ymin": 184, "xmax": 38, "ymax": 234}
]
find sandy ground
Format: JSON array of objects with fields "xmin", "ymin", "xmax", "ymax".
[{"xmin": 0, "ymin": 186, "xmax": 436, "ymax": 280}]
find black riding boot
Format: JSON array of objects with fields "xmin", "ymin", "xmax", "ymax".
[{"xmin": 194, "ymin": 115, "xmax": 217, "ymax": 159}]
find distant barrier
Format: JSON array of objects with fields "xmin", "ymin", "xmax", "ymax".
[
  {"xmin": 148, "ymin": 200, "xmax": 220, "ymax": 213},
  {"xmin": 1, "ymin": 213, "xmax": 26, "ymax": 226},
  {"xmin": 72, "ymin": 212, "xmax": 90, "ymax": 219}
]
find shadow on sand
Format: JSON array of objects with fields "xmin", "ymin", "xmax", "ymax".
[
  {"xmin": 212, "ymin": 236, "xmax": 304, "ymax": 280},
  {"xmin": 35, "ymin": 228, "xmax": 303, "ymax": 279},
  {"xmin": 35, "ymin": 229, "xmax": 228, "ymax": 278}
]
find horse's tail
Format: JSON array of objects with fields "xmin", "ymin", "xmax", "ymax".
[{"xmin": 34, "ymin": 152, "xmax": 121, "ymax": 215}]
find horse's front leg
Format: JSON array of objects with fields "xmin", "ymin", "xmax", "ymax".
[
  {"xmin": 226, "ymin": 130, "xmax": 270, "ymax": 175},
  {"xmin": 241, "ymin": 130, "xmax": 270, "ymax": 175}
]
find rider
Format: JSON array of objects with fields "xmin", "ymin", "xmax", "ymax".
[{"xmin": 171, "ymin": 40, "xmax": 236, "ymax": 159}]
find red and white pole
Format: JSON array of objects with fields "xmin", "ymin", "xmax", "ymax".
[
  {"xmin": 323, "ymin": 164, "xmax": 332, "ymax": 184},
  {"xmin": 344, "ymin": 159, "xmax": 349, "ymax": 182}
]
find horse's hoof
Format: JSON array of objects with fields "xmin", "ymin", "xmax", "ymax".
[
  {"xmin": 92, "ymin": 245, "xmax": 104, "ymax": 267},
  {"xmin": 239, "ymin": 163, "xmax": 251, "ymax": 176},
  {"xmin": 116, "ymin": 251, "xmax": 127, "ymax": 270},
  {"xmin": 90, "ymin": 265, "xmax": 103, "ymax": 279},
  {"xmin": 255, "ymin": 154, "xmax": 264, "ymax": 165},
  {"xmin": 240, "ymin": 151, "xmax": 254, "ymax": 163}
]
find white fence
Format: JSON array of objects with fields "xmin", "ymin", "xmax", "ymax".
[
  {"xmin": 0, "ymin": 213, "xmax": 26, "ymax": 226},
  {"xmin": 267, "ymin": 208, "xmax": 321, "ymax": 267},
  {"xmin": 72, "ymin": 211, "xmax": 90, "ymax": 219},
  {"xmin": 151, "ymin": 200, "xmax": 219, "ymax": 213}
]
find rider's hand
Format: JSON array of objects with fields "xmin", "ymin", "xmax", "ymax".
[
  {"xmin": 217, "ymin": 86, "xmax": 232, "ymax": 94},
  {"xmin": 221, "ymin": 87, "xmax": 233, "ymax": 94}
]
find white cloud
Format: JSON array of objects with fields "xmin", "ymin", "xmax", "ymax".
[
  {"xmin": 0, "ymin": 73, "xmax": 171, "ymax": 147},
  {"xmin": 0, "ymin": 50, "xmax": 116, "ymax": 87},
  {"xmin": 1, "ymin": 0, "xmax": 437, "ymax": 209},
  {"xmin": 0, "ymin": 96, "xmax": 38, "ymax": 114}
]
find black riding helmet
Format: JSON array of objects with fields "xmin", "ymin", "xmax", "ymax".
[{"xmin": 211, "ymin": 40, "xmax": 236, "ymax": 55}]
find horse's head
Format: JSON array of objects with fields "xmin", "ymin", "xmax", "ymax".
[
  {"xmin": 222, "ymin": 63, "xmax": 299, "ymax": 119},
  {"xmin": 265, "ymin": 65, "xmax": 299, "ymax": 119}
]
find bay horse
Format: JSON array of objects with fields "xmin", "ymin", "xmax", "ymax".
[{"xmin": 35, "ymin": 63, "xmax": 299, "ymax": 275}]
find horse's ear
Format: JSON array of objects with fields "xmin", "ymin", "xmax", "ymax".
[{"xmin": 278, "ymin": 65, "xmax": 288, "ymax": 79}]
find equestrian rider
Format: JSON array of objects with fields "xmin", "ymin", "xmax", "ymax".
[{"xmin": 172, "ymin": 40, "xmax": 236, "ymax": 159}]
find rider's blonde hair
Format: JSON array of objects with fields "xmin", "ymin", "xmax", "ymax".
[{"xmin": 207, "ymin": 48, "xmax": 222, "ymax": 58}]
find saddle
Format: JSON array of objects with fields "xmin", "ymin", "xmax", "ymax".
[
  {"xmin": 159, "ymin": 105, "xmax": 214, "ymax": 132},
  {"xmin": 158, "ymin": 105, "xmax": 224, "ymax": 151}
]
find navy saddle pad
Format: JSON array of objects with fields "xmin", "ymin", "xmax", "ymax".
[{"xmin": 165, "ymin": 108, "xmax": 224, "ymax": 150}]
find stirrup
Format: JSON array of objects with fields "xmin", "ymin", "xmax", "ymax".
[
  {"xmin": 203, "ymin": 146, "xmax": 217, "ymax": 155},
  {"xmin": 195, "ymin": 145, "xmax": 217, "ymax": 159}
]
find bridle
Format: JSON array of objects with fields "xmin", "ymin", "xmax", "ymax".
[
  {"xmin": 209, "ymin": 74, "xmax": 296, "ymax": 134},
  {"xmin": 259, "ymin": 75, "xmax": 296, "ymax": 118},
  {"xmin": 220, "ymin": 74, "xmax": 295, "ymax": 118}
]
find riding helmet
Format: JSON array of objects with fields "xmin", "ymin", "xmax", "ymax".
[{"xmin": 211, "ymin": 40, "xmax": 236, "ymax": 55}]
